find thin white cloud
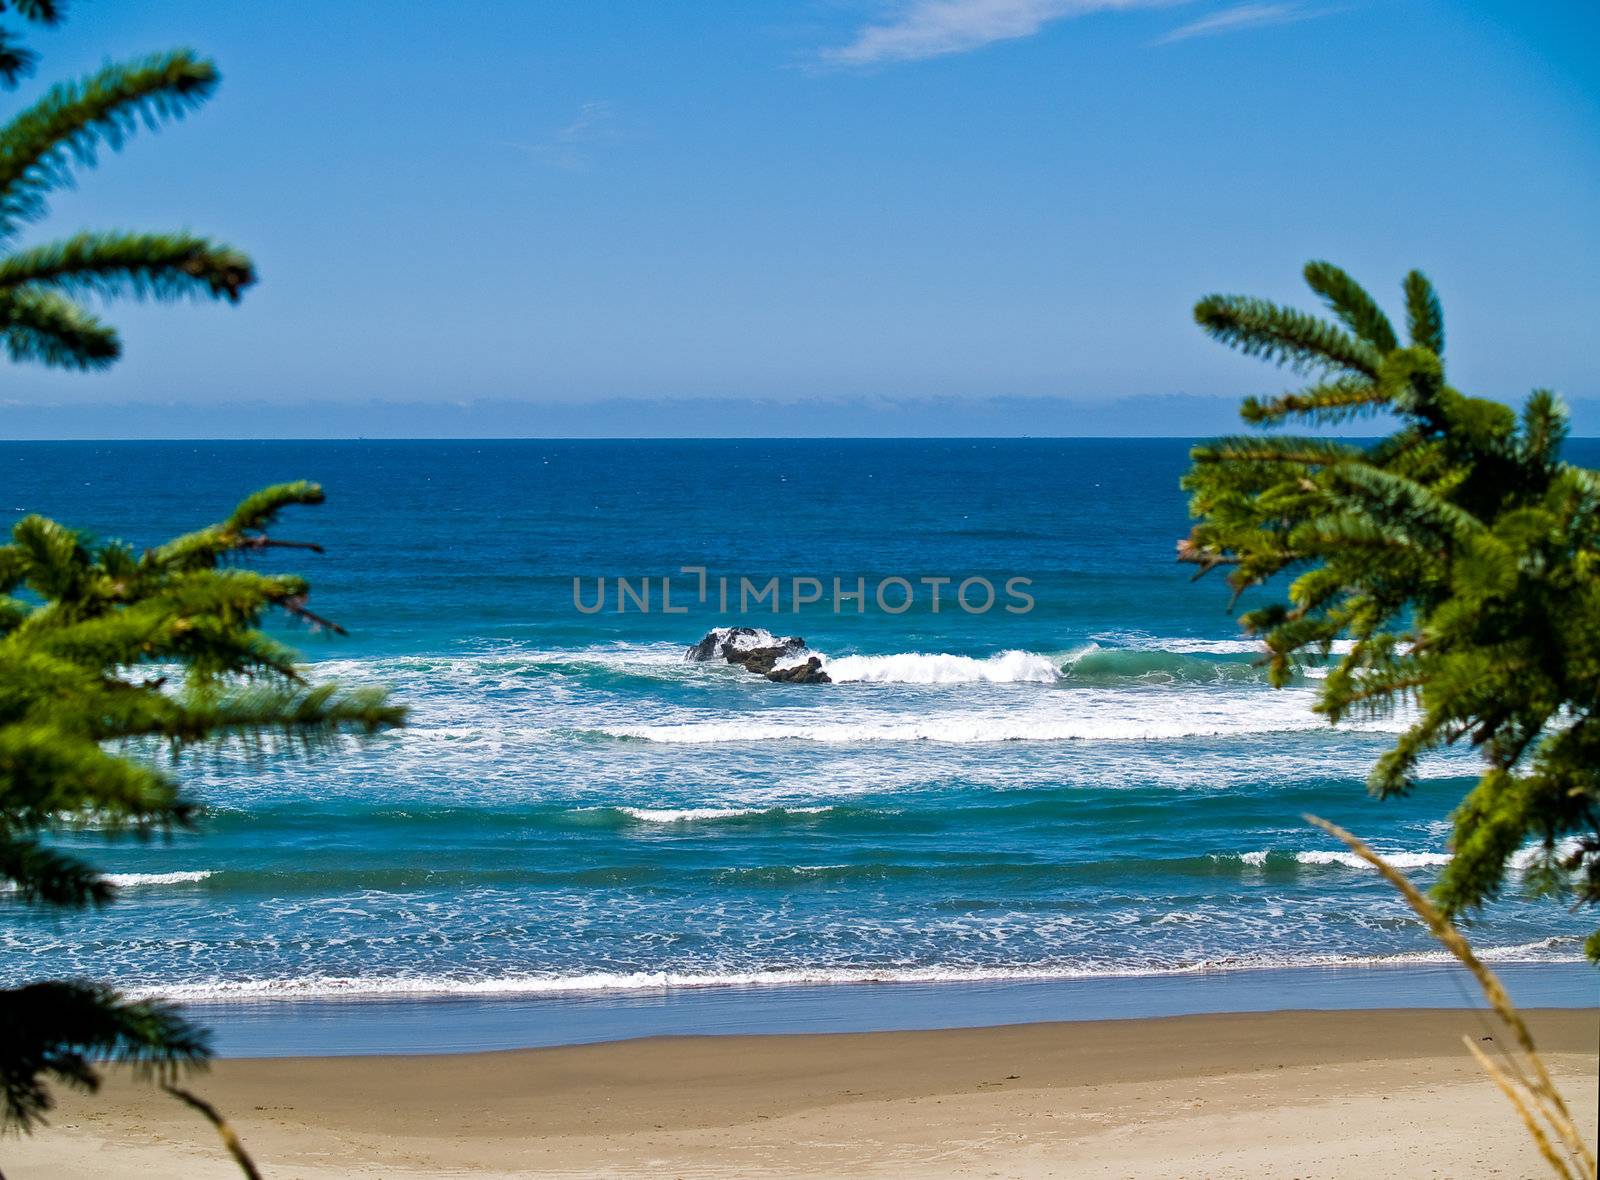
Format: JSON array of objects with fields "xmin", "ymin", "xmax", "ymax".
[
  {"xmin": 1155, "ymin": 2, "xmax": 1319, "ymax": 43},
  {"xmin": 520, "ymin": 100, "xmax": 622, "ymax": 171},
  {"xmin": 821, "ymin": 0, "xmax": 1180, "ymax": 67}
]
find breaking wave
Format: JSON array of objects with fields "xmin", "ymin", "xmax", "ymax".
[
  {"xmin": 1220, "ymin": 850, "xmax": 1454, "ymax": 870},
  {"xmin": 2, "ymin": 870, "xmax": 213, "ymax": 893},
  {"xmin": 135, "ymin": 938, "xmax": 1586, "ymax": 1003},
  {"xmin": 822, "ymin": 650, "xmax": 1062, "ymax": 684},
  {"xmin": 612, "ymin": 805, "xmax": 832, "ymax": 824}
]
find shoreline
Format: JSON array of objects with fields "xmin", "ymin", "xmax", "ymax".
[
  {"xmin": 11, "ymin": 1007, "xmax": 1596, "ymax": 1178},
  {"xmin": 180, "ymin": 959, "xmax": 1597, "ymax": 1058}
]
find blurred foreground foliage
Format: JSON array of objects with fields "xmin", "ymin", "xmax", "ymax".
[{"xmin": 1182, "ymin": 262, "xmax": 1599, "ymax": 958}]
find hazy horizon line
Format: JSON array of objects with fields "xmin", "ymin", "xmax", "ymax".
[{"xmin": 8, "ymin": 393, "xmax": 1598, "ymax": 441}]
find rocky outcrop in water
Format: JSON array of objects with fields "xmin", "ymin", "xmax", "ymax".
[
  {"xmin": 686, "ymin": 627, "xmax": 831, "ymax": 683},
  {"xmin": 764, "ymin": 655, "xmax": 829, "ymax": 684}
]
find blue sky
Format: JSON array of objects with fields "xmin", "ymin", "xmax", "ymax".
[{"xmin": 3, "ymin": 0, "xmax": 1598, "ymax": 437}]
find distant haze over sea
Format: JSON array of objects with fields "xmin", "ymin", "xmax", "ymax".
[{"xmin": 7, "ymin": 395, "xmax": 1600, "ymax": 440}]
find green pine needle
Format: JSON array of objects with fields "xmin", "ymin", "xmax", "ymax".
[
  {"xmin": 1182, "ymin": 261, "xmax": 1599, "ymax": 954},
  {"xmin": 0, "ymin": 487, "xmax": 405, "ymax": 1129},
  {"xmin": 0, "ymin": 47, "xmax": 252, "ymax": 369}
]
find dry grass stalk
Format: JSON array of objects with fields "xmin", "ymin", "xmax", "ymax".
[
  {"xmin": 161, "ymin": 1083, "xmax": 263, "ymax": 1180},
  {"xmin": 1306, "ymin": 814, "xmax": 1596, "ymax": 1179},
  {"xmin": 1465, "ymin": 1037, "xmax": 1577, "ymax": 1180}
]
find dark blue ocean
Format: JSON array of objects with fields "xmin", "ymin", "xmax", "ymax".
[{"xmin": 2, "ymin": 440, "xmax": 1594, "ymax": 1040}]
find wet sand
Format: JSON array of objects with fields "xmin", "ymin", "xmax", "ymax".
[{"xmin": 8, "ymin": 1007, "xmax": 1596, "ymax": 1178}]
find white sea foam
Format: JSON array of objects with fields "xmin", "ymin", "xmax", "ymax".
[
  {"xmin": 132, "ymin": 939, "xmax": 1586, "ymax": 1003},
  {"xmin": 1509, "ymin": 837, "xmax": 1588, "ymax": 871},
  {"xmin": 1306, "ymin": 838, "xmax": 1583, "ymax": 874},
  {"xmin": 1295, "ymin": 850, "xmax": 1453, "ymax": 870},
  {"xmin": 293, "ymin": 634, "xmax": 1367, "ymax": 685},
  {"xmin": 1223, "ymin": 844, "xmax": 1590, "ymax": 873},
  {"xmin": 1095, "ymin": 633, "xmax": 1358, "ymax": 656},
  {"xmin": 106, "ymin": 871, "xmax": 214, "ymax": 886},
  {"xmin": 1, "ymin": 870, "xmax": 212, "ymax": 892},
  {"xmin": 822, "ymin": 650, "xmax": 1062, "ymax": 685},
  {"xmin": 1099, "ymin": 636, "xmax": 1264, "ymax": 655},
  {"xmin": 616, "ymin": 806, "xmax": 830, "ymax": 824},
  {"xmin": 1221, "ymin": 850, "xmax": 1451, "ymax": 869},
  {"xmin": 602, "ymin": 707, "xmax": 1400, "ymax": 745},
  {"xmin": 715, "ymin": 628, "xmax": 788, "ymax": 653}
]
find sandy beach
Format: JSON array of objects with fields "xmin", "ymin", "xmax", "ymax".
[{"xmin": 7, "ymin": 1007, "xmax": 1595, "ymax": 1178}]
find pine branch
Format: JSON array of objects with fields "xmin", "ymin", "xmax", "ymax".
[
  {"xmin": 1190, "ymin": 435, "xmax": 1362, "ymax": 467},
  {"xmin": 0, "ymin": 51, "xmax": 219, "ymax": 238},
  {"xmin": 16, "ymin": 599, "xmax": 307, "ymax": 684},
  {"xmin": 0, "ymin": 28, "xmax": 38, "ymax": 88},
  {"xmin": 0, "ymin": 835, "xmax": 112, "ymax": 908},
  {"xmin": 0, "ymin": 721, "xmax": 189, "ymax": 831},
  {"xmin": 1194, "ymin": 293, "xmax": 1382, "ymax": 378},
  {"xmin": 0, "ymin": 0, "xmax": 59, "ymax": 87},
  {"xmin": 1185, "ymin": 261, "xmax": 1600, "ymax": 956},
  {"xmin": 1404, "ymin": 269, "xmax": 1445, "ymax": 355},
  {"xmin": 152, "ymin": 482, "xmax": 328, "ymax": 570},
  {"xmin": 5, "ymin": 513, "xmax": 93, "ymax": 604},
  {"xmin": 1240, "ymin": 377, "xmax": 1389, "ymax": 426},
  {"xmin": 0, "ymin": 231, "xmax": 255, "ymax": 303},
  {"xmin": 280, "ymin": 592, "xmax": 346, "ymax": 635},
  {"xmin": 1304, "ymin": 260, "xmax": 1398, "ymax": 352},
  {"xmin": 1323, "ymin": 464, "xmax": 1487, "ymax": 546},
  {"xmin": 225, "ymin": 481, "xmax": 326, "ymax": 533},
  {"xmin": 1520, "ymin": 390, "xmax": 1568, "ymax": 469},
  {"xmin": 105, "ymin": 683, "xmax": 404, "ymax": 749},
  {"xmin": 0, "ymin": 287, "xmax": 117, "ymax": 368},
  {"xmin": 0, "ymin": 595, "xmax": 29, "ymax": 634},
  {"xmin": 5, "ymin": 1, "xmax": 64, "ymax": 25},
  {"xmin": 238, "ymin": 537, "xmax": 324, "ymax": 555},
  {"xmin": 0, "ymin": 981, "xmax": 209, "ymax": 1132},
  {"xmin": 1375, "ymin": 347, "xmax": 1454, "ymax": 428},
  {"xmin": 0, "ymin": 480, "xmax": 404, "ymax": 1135}
]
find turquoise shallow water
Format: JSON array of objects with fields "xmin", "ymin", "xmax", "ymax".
[{"xmin": 2, "ymin": 440, "xmax": 1594, "ymax": 1022}]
